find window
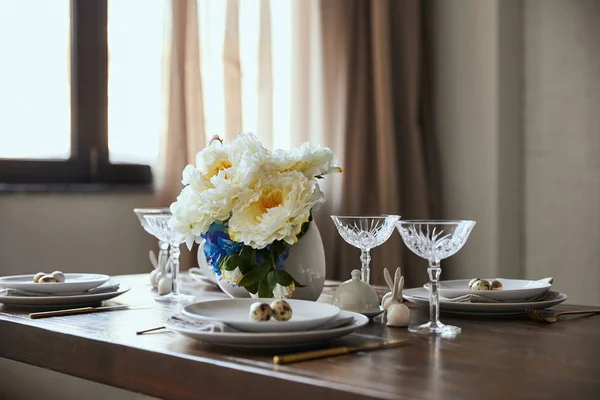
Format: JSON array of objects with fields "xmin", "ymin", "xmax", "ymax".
[{"xmin": 0, "ymin": 0, "xmax": 159, "ymax": 186}]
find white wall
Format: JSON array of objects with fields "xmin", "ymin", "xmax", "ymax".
[
  {"xmin": 523, "ymin": 0, "xmax": 600, "ymax": 304},
  {"xmin": 432, "ymin": 0, "xmax": 600, "ymax": 304},
  {"xmin": 0, "ymin": 192, "xmax": 155, "ymax": 277}
]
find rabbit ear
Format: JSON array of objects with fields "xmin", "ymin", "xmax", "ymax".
[
  {"xmin": 391, "ymin": 267, "xmax": 401, "ymax": 300},
  {"xmin": 397, "ymin": 276, "xmax": 404, "ymax": 300},
  {"xmin": 384, "ymin": 268, "xmax": 394, "ymax": 291}
]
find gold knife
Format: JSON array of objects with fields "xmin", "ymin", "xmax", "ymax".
[
  {"xmin": 29, "ymin": 304, "xmax": 146, "ymax": 319},
  {"xmin": 273, "ymin": 338, "xmax": 410, "ymax": 365}
]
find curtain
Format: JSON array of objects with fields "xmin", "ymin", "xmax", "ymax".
[
  {"xmin": 318, "ymin": 0, "xmax": 441, "ymax": 287},
  {"xmin": 155, "ymin": 0, "xmax": 440, "ymax": 287}
]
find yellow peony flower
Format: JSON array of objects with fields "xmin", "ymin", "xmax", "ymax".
[{"xmin": 228, "ymin": 170, "xmax": 321, "ymax": 249}]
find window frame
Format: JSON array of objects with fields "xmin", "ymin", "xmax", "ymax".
[{"xmin": 0, "ymin": 0, "xmax": 152, "ymax": 186}]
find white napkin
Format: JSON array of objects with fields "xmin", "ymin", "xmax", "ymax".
[
  {"xmin": 413, "ymin": 291, "xmax": 560, "ymax": 304},
  {"xmin": 168, "ymin": 313, "xmax": 355, "ymax": 333},
  {"xmin": 0, "ymin": 282, "xmax": 121, "ymax": 297}
]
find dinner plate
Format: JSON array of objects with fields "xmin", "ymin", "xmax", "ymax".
[
  {"xmin": 166, "ymin": 310, "xmax": 369, "ymax": 348},
  {"xmin": 182, "ymin": 298, "xmax": 340, "ymax": 333},
  {"xmin": 423, "ymin": 278, "xmax": 552, "ymax": 301},
  {"xmin": 0, "ymin": 273, "xmax": 110, "ymax": 295},
  {"xmin": 403, "ymin": 287, "xmax": 567, "ymax": 315},
  {"xmin": 0, "ymin": 284, "xmax": 130, "ymax": 308}
]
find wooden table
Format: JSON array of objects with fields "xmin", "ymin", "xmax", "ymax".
[{"xmin": 1, "ymin": 274, "xmax": 599, "ymax": 400}]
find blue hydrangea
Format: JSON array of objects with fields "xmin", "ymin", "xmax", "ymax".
[{"xmin": 202, "ymin": 222, "xmax": 242, "ymax": 276}]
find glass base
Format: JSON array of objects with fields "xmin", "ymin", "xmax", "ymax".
[
  {"xmin": 154, "ymin": 291, "xmax": 196, "ymax": 304},
  {"xmin": 408, "ymin": 321, "xmax": 461, "ymax": 338}
]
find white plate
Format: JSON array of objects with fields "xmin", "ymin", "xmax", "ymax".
[
  {"xmin": 166, "ymin": 310, "xmax": 369, "ymax": 348},
  {"xmin": 0, "ymin": 284, "xmax": 130, "ymax": 308},
  {"xmin": 182, "ymin": 298, "xmax": 340, "ymax": 333},
  {"xmin": 0, "ymin": 273, "xmax": 110, "ymax": 295},
  {"xmin": 404, "ymin": 287, "xmax": 567, "ymax": 315},
  {"xmin": 424, "ymin": 278, "xmax": 552, "ymax": 301}
]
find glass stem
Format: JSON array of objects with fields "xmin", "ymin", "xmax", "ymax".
[
  {"xmin": 360, "ymin": 249, "xmax": 371, "ymax": 284},
  {"xmin": 427, "ymin": 259, "xmax": 442, "ymax": 326},
  {"xmin": 169, "ymin": 245, "xmax": 180, "ymax": 295},
  {"xmin": 158, "ymin": 241, "xmax": 169, "ymax": 274}
]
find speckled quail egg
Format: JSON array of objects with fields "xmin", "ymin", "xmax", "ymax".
[
  {"xmin": 490, "ymin": 280, "xmax": 503, "ymax": 290},
  {"xmin": 270, "ymin": 300, "xmax": 292, "ymax": 321},
  {"xmin": 249, "ymin": 302, "xmax": 272, "ymax": 322},
  {"xmin": 38, "ymin": 275, "xmax": 56, "ymax": 283},
  {"xmin": 51, "ymin": 271, "xmax": 65, "ymax": 283},
  {"xmin": 471, "ymin": 279, "xmax": 491, "ymax": 291},
  {"xmin": 33, "ymin": 272, "xmax": 46, "ymax": 283},
  {"xmin": 468, "ymin": 278, "xmax": 480, "ymax": 289}
]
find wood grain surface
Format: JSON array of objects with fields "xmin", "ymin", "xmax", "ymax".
[{"xmin": 1, "ymin": 274, "xmax": 599, "ymax": 400}]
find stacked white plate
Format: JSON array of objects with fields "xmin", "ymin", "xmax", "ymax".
[
  {"xmin": 166, "ymin": 298, "xmax": 369, "ymax": 348},
  {"xmin": 403, "ymin": 278, "xmax": 567, "ymax": 315},
  {"xmin": 0, "ymin": 273, "xmax": 128, "ymax": 308}
]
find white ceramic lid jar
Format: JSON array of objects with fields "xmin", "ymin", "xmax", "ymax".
[{"xmin": 333, "ymin": 269, "xmax": 380, "ymax": 314}]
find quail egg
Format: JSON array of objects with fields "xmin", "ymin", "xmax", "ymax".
[
  {"xmin": 38, "ymin": 275, "xmax": 56, "ymax": 283},
  {"xmin": 490, "ymin": 280, "xmax": 503, "ymax": 290},
  {"xmin": 51, "ymin": 271, "xmax": 65, "ymax": 283},
  {"xmin": 33, "ymin": 272, "xmax": 46, "ymax": 283},
  {"xmin": 249, "ymin": 302, "xmax": 272, "ymax": 322},
  {"xmin": 270, "ymin": 300, "xmax": 292, "ymax": 321},
  {"xmin": 471, "ymin": 279, "xmax": 491, "ymax": 291},
  {"xmin": 468, "ymin": 278, "xmax": 480, "ymax": 289}
]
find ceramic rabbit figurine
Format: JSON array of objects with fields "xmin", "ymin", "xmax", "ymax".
[{"xmin": 382, "ymin": 267, "xmax": 411, "ymax": 327}]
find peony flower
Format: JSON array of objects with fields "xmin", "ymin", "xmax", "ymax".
[
  {"xmin": 273, "ymin": 282, "xmax": 295, "ymax": 299},
  {"xmin": 222, "ymin": 267, "xmax": 244, "ymax": 285},
  {"xmin": 228, "ymin": 170, "xmax": 321, "ymax": 249},
  {"xmin": 169, "ymin": 186, "xmax": 214, "ymax": 249},
  {"xmin": 272, "ymin": 142, "xmax": 342, "ymax": 179}
]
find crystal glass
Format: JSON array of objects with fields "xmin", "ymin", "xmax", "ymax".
[
  {"xmin": 395, "ymin": 220, "xmax": 476, "ymax": 337},
  {"xmin": 331, "ymin": 215, "xmax": 400, "ymax": 284},
  {"xmin": 143, "ymin": 214, "xmax": 195, "ymax": 304},
  {"xmin": 134, "ymin": 208, "xmax": 171, "ymax": 274}
]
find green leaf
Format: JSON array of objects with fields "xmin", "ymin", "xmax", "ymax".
[
  {"xmin": 266, "ymin": 270, "xmax": 277, "ymax": 292},
  {"xmin": 276, "ymin": 270, "xmax": 294, "ymax": 286},
  {"xmin": 219, "ymin": 253, "xmax": 251, "ymax": 274},
  {"xmin": 246, "ymin": 282, "xmax": 259, "ymax": 294},
  {"xmin": 237, "ymin": 260, "xmax": 271, "ymax": 287},
  {"xmin": 258, "ymin": 278, "xmax": 272, "ymax": 298}
]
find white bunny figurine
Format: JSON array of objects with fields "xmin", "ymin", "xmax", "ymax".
[{"xmin": 382, "ymin": 267, "xmax": 411, "ymax": 327}]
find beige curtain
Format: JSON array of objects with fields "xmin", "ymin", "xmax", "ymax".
[
  {"xmin": 155, "ymin": 0, "xmax": 439, "ymax": 286},
  {"xmin": 318, "ymin": 0, "xmax": 441, "ymax": 287}
]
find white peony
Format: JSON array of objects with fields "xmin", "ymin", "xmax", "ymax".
[
  {"xmin": 272, "ymin": 142, "xmax": 342, "ymax": 179},
  {"xmin": 195, "ymin": 139, "xmax": 233, "ymax": 179},
  {"xmin": 273, "ymin": 282, "xmax": 295, "ymax": 299},
  {"xmin": 169, "ymin": 186, "xmax": 214, "ymax": 249},
  {"xmin": 227, "ymin": 132, "xmax": 273, "ymax": 187},
  {"xmin": 228, "ymin": 170, "xmax": 321, "ymax": 249}
]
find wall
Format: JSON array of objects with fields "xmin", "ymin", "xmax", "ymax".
[
  {"xmin": 432, "ymin": 0, "xmax": 600, "ymax": 304},
  {"xmin": 523, "ymin": 0, "xmax": 600, "ymax": 304},
  {"xmin": 0, "ymin": 192, "xmax": 155, "ymax": 277}
]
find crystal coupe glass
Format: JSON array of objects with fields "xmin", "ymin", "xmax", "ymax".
[
  {"xmin": 143, "ymin": 214, "xmax": 195, "ymax": 304},
  {"xmin": 331, "ymin": 215, "xmax": 400, "ymax": 284},
  {"xmin": 134, "ymin": 208, "xmax": 171, "ymax": 273},
  {"xmin": 395, "ymin": 220, "xmax": 476, "ymax": 337}
]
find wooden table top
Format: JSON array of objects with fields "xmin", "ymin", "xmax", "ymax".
[{"xmin": 1, "ymin": 274, "xmax": 599, "ymax": 400}]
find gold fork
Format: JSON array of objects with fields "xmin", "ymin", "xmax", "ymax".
[{"xmin": 526, "ymin": 308, "xmax": 600, "ymax": 323}]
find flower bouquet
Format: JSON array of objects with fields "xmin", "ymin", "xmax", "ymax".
[{"xmin": 169, "ymin": 133, "xmax": 341, "ymax": 298}]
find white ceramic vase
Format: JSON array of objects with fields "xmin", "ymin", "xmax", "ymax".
[{"xmin": 197, "ymin": 221, "xmax": 326, "ymax": 301}]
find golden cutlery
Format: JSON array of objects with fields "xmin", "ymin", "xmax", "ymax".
[
  {"xmin": 136, "ymin": 326, "xmax": 166, "ymax": 335},
  {"xmin": 29, "ymin": 304, "xmax": 148, "ymax": 319},
  {"xmin": 273, "ymin": 339, "xmax": 409, "ymax": 365},
  {"xmin": 526, "ymin": 308, "xmax": 600, "ymax": 324}
]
